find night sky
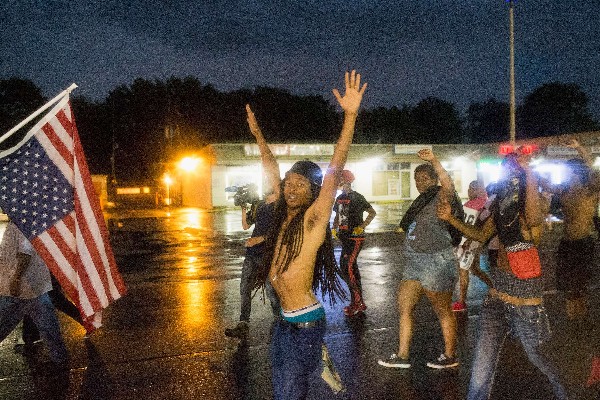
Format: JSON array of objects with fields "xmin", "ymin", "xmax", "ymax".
[{"xmin": 2, "ymin": 0, "xmax": 599, "ymax": 118}]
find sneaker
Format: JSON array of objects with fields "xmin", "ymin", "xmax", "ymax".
[
  {"xmin": 377, "ymin": 353, "xmax": 411, "ymax": 368},
  {"xmin": 452, "ymin": 301, "xmax": 467, "ymax": 312},
  {"xmin": 426, "ymin": 353, "xmax": 459, "ymax": 369},
  {"xmin": 224, "ymin": 321, "xmax": 249, "ymax": 339}
]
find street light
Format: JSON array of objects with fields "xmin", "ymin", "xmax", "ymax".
[
  {"xmin": 177, "ymin": 156, "xmax": 202, "ymax": 206},
  {"xmin": 178, "ymin": 156, "xmax": 200, "ymax": 172}
]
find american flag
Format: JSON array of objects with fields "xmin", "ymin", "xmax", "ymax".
[{"xmin": 0, "ymin": 94, "xmax": 126, "ymax": 331}]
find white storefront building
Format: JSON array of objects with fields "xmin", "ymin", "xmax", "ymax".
[{"xmin": 179, "ymin": 131, "xmax": 600, "ymax": 209}]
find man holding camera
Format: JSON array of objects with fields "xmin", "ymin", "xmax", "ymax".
[{"xmin": 224, "ymin": 128, "xmax": 280, "ymax": 340}]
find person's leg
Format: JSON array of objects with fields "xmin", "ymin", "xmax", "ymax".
[
  {"xmin": 22, "ymin": 315, "xmax": 40, "ymax": 344},
  {"xmin": 457, "ymin": 268, "xmax": 469, "ymax": 305},
  {"xmin": 338, "ymin": 236, "xmax": 353, "ymax": 303},
  {"xmin": 0, "ymin": 296, "xmax": 25, "ymax": 342},
  {"xmin": 347, "ymin": 237, "xmax": 365, "ymax": 305},
  {"xmin": 238, "ymin": 256, "xmax": 253, "ymax": 323},
  {"xmin": 271, "ymin": 319, "xmax": 326, "ymax": 400},
  {"xmin": 225, "ymin": 256, "xmax": 254, "ymax": 338},
  {"xmin": 49, "ymin": 288, "xmax": 84, "ymax": 326},
  {"xmin": 510, "ymin": 304, "xmax": 569, "ymax": 400},
  {"xmin": 397, "ymin": 280, "xmax": 423, "ymax": 358},
  {"xmin": 26, "ymin": 293, "xmax": 69, "ymax": 365},
  {"xmin": 420, "ymin": 248, "xmax": 458, "ymax": 364},
  {"xmin": 556, "ymin": 238, "xmax": 590, "ymax": 321},
  {"xmin": 467, "ymin": 297, "xmax": 510, "ymax": 400},
  {"xmin": 286, "ymin": 321, "xmax": 326, "ymax": 400},
  {"xmin": 425, "ymin": 289, "xmax": 457, "ymax": 359},
  {"xmin": 270, "ymin": 319, "xmax": 287, "ymax": 400}
]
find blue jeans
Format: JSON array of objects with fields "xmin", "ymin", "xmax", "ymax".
[
  {"xmin": 270, "ymin": 318, "xmax": 326, "ymax": 400},
  {"xmin": 467, "ymin": 296, "xmax": 568, "ymax": 400},
  {"xmin": 0, "ymin": 293, "xmax": 69, "ymax": 364},
  {"xmin": 239, "ymin": 253, "xmax": 280, "ymax": 321}
]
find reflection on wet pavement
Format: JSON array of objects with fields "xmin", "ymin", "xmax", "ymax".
[{"xmin": 0, "ymin": 205, "xmax": 597, "ymax": 399}]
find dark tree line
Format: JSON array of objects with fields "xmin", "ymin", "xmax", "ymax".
[{"xmin": 1, "ymin": 77, "xmax": 598, "ymax": 184}]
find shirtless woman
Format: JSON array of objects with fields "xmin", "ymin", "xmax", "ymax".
[{"xmin": 247, "ymin": 70, "xmax": 367, "ymax": 400}]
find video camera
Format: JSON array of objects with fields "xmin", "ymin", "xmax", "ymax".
[{"xmin": 225, "ymin": 183, "xmax": 260, "ymax": 207}]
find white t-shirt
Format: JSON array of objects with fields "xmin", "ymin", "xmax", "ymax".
[{"xmin": 0, "ymin": 222, "xmax": 52, "ymax": 299}]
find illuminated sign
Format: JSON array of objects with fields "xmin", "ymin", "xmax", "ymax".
[
  {"xmin": 244, "ymin": 144, "xmax": 334, "ymax": 156},
  {"xmin": 499, "ymin": 144, "xmax": 513, "ymax": 155},
  {"xmin": 117, "ymin": 188, "xmax": 141, "ymax": 195},
  {"xmin": 394, "ymin": 144, "xmax": 432, "ymax": 154},
  {"xmin": 498, "ymin": 144, "xmax": 536, "ymax": 155},
  {"xmin": 519, "ymin": 145, "xmax": 535, "ymax": 155},
  {"xmin": 117, "ymin": 187, "xmax": 151, "ymax": 195},
  {"xmin": 546, "ymin": 146, "xmax": 578, "ymax": 157}
]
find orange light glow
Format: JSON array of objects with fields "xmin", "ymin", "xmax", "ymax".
[{"xmin": 178, "ymin": 157, "xmax": 200, "ymax": 172}]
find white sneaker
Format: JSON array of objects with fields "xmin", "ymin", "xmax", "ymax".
[{"xmin": 378, "ymin": 353, "xmax": 411, "ymax": 368}]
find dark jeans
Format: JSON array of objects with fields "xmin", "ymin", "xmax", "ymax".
[
  {"xmin": 467, "ymin": 296, "xmax": 568, "ymax": 400},
  {"xmin": 339, "ymin": 234, "xmax": 364, "ymax": 304},
  {"xmin": 23, "ymin": 280, "xmax": 83, "ymax": 344},
  {"xmin": 270, "ymin": 318, "xmax": 326, "ymax": 400},
  {"xmin": 240, "ymin": 252, "xmax": 279, "ymax": 321},
  {"xmin": 0, "ymin": 293, "xmax": 69, "ymax": 364}
]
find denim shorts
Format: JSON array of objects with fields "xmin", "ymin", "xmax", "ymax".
[{"xmin": 402, "ymin": 246, "xmax": 458, "ymax": 292}]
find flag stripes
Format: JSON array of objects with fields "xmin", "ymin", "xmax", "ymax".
[{"xmin": 2, "ymin": 94, "xmax": 126, "ymax": 330}]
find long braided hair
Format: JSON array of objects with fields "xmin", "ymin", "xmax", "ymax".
[{"xmin": 249, "ymin": 179, "xmax": 346, "ymax": 304}]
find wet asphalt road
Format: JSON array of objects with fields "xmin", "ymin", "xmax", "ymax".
[{"xmin": 0, "ymin": 205, "xmax": 598, "ymax": 400}]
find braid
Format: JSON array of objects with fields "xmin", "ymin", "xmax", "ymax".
[
  {"xmin": 313, "ymin": 225, "xmax": 347, "ymax": 304},
  {"xmin": 249, "ymin": 181, "xmax": 347, "ymax": 304}
]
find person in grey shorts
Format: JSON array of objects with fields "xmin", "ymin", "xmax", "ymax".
[{"xmin": 378, "ymin": 149, "xmax": 463, "ymax": 370}]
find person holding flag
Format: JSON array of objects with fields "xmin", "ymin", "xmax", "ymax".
[
  {"xmin": 0, "ymin": 218, "xmax": 69, "ymax": 370},
  {"xmin": 0, "ymin": 84, "xmax": 126, "ymax": 334}
]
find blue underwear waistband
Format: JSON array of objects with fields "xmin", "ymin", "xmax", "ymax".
[{"xmin": 281, "ymin": 302, "xmax": 325, "ymax": 323}]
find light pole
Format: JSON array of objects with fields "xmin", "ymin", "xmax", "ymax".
[
  {"xmin": 163, "ymin": 174, "xmax": 173, "ymax": 206},
  {"xmin": 508, "ymin": 0, "xmax": 516, "ymax": 145}
]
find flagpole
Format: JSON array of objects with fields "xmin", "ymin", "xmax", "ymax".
[
  {"xmin": 508, "ymin": 0, "xmax": 516, "ymax": 145},
  {"xmin": 0, "ymin": 83, "xmax": 78, "ymax": 144}
]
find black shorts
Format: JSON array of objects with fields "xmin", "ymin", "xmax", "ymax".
[{"xmin": 556, "ymin": 236, "xmax": 595, "ymax": 297}]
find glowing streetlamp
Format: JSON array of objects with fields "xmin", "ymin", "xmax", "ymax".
[
  {"xmin": 163, "ymin": 174, "xmax": 173, "ymax": 206},
  {"xmin": 178, "ymin": 156, "xmax": 200, "ymax": 172},
  {"xmin": 177, "ymin": 156, "xmax": 201, "ymax": 206}
]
